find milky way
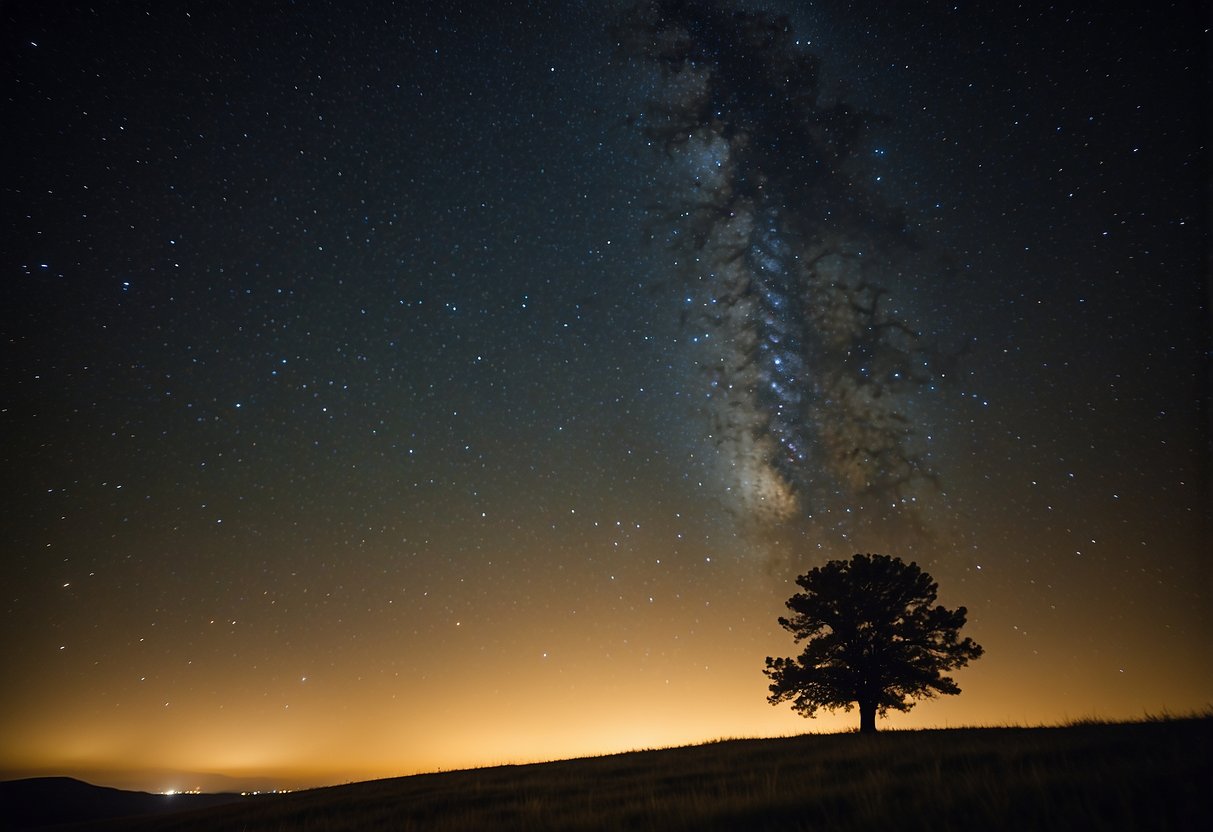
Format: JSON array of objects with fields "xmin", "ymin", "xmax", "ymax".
[{"xmin": 619, "ymin": 1, "xmax": 939, "ymax": 533}]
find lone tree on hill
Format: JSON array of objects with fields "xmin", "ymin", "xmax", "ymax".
[{"xmin": 765, "ymin": 553, "xmax": 983, "ymax": 733}]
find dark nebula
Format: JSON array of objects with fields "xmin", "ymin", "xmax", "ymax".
[{"xmin": 619, "ymin": 1, "xmax": 942, "ymax": 532}]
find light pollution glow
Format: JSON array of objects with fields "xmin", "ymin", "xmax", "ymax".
[{"xmin": 3, "ymin": 526, "xmax": 1208, "ymax": 792}]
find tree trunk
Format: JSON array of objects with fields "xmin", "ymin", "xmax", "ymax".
[{"xmin": 858, "ymin": 700, "xmax": 877, "ymax": 734}]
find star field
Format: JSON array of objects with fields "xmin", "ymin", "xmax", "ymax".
[{"xmin": 1, "ymin": 0, "xmax": 1208, "ymax": 792}]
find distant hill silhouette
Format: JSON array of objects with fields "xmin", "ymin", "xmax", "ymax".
[{"xmin": 0, "ymin": 776, "xmax": 243, "ymax": 830}]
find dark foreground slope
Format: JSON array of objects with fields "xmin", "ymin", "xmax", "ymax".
[{"xmin": 23, "ymin": 718, "xmax": 1213, "ymax": 832}]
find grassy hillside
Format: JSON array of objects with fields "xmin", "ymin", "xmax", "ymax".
[{"xmin": 56, "ymin": 717, "xmax": 1213, "ymax": 831}]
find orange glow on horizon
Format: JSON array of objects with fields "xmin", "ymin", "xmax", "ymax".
[{"xmin": 3, "ymin": 536, "xmax": 1208, "ymax": 793}]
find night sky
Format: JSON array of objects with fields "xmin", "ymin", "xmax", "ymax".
[{"xmin": 2, "ymin": 0, "xmax": 1209, "ymax": 793}]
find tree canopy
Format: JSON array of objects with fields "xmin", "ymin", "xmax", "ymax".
[{"xmin": 765, "ymin": 553, "xmax": 983, "ymax": 733}]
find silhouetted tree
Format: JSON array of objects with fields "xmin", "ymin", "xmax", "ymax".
[{"xmin": 765, "ymin": 553, "xmax": 983, "ymax": 733}]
